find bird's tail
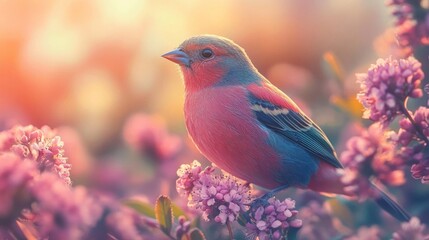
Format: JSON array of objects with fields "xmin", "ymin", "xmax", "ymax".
[
  {"xmin": 308, "ymin": 162, "xmax": 410, "ymax": 222},
  {"xmin": 370, "ymin": 182, "xmax": 410, "ymax": 222}
]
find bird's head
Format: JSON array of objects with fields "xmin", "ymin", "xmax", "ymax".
[{"xmin": 162, "ymin": 35, "xmax": 261, "ymax": 92}]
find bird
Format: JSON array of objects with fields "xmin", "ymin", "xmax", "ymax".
[{"xmin": 162, "ymin": 35, "xmax": 409, "ymax": 222}]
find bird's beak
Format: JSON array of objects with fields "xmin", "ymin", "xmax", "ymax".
[{"xmin": 162, "ymin": 49, "xmax": 191, "ymax": 67}]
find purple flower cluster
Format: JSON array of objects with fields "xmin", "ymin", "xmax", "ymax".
[
  {"xmin": 340, "ymin": 124, "xmax": 405, "ymax": 196},
  {"xmin": 25, "ymin": 172, "xmax": 150, "ymax": 240},
  {"xmin": 356, "ymin": 57, "xmax": 424, "ymax": 124},
  {"xmin": 0, "ymin": 125, "xmax": 71, "ymax": 185},
  {"xmin": 0, "ymin": 125, "xmax": 151, "ymax": 239},
  {"xmin": 102, "ymin": 201, "xmax": 149, "ymax": 240},
  {"xmin": 176, "ymin": 160, "xmax": 211, "ymax": 196},
  {"xmin": 123, "ymin": 113, "xmax": 182, "ymax": 161},
  {"xmin": 0, "ymin": 152, "xmax": 36, "ymax": 224},
  {"xmin": 176, "ymin": 160, "xmax": 252, "ymax": 224},
  {"xmin": 28, "ymin": 173, "xmax": 102, "ymax": 239},
  {"xmin": 246, "ymin": 197, "xmax": 302, "ymax": 240},
  {"xmin": 397, "ymin": 106, "xmax": 429, "ymax": 145},
  {"xmin": 345, "ymin": 226, "xmax": 382, "ymax": 240},
  {"xmin": 396, "ymin": 107, "xmax": 429, "ymax": 183},
  {"xmin": 374, "ymin": 28, "xmax": 412, "ymax": 58},
  {"xmin": 392, "ymin": 217, "xmax": 429, "ymax": 240},
  {"xmin": 386, "ymin": 0, "xmax": 429, "ymax": 55},
  {"xmin": 410, "ymin": 156, "xmax": 429, "ymax": 183},
  {"xmin": 297, "ymin": 201, "xmax": 338, "ymax": 240}
]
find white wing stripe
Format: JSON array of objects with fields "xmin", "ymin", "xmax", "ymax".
[{"xmin": 251, "ymin": 104, "xmax": 289, "ymax": 116}]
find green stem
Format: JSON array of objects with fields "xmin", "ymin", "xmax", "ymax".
[
  {"xmin": 399, "ymin": 101, "xmax": 429, "ymax": 145},
  {"xmin": 226, "ymin": 221, "xmax": 233, "ymax": 240}
]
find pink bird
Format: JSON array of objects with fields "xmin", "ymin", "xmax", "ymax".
[{"xmin": 162, "ymin": 35, "xmax": 409, "ymax": 221}]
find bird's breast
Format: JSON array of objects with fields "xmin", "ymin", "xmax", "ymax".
[{"xmin": 184, "ymin": 86, "xmax": 283, "ymax": 189}]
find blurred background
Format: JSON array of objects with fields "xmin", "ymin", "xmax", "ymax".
[{"xmin": 0, "ymin": 0, "xmax": 390, "ymax": 146}]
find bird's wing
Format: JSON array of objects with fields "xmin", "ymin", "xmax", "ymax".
[{"xmin": 247, "ymin": 83, "xmax": 343, "ymax": 169}]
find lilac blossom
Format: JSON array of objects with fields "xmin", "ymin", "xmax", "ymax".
[
  {"xmin": 0, "ymin": 125, "xmax": 71, "ymax": 185},
  {"xmin": 356, "ymin": 57, "xmax": 424, "ymax": 124},
  {"xmin": 246, "ymin": 197, "xmax": 302, "ymax": 240},
  {"xmin": 104, "ymin": 204, "xmax": 147, "ymax": 240},
  {"xmin": 190, "ymin": 173, "xmax": 252, "ymax": 224},
  {"xmin": 340, "ymin": 123, "xmax": 405, "ymax": 197},
  {"xmin": 410, "ymin": 157, "xmax": 429, "ymax": 183},
  {"xmin": 122, "ymin": 113, "xmax": 182, "ymax": 161},
  {"xmin": 298, "ymin": 201, "xmax": 339, "ymax": 240},
  {"xmin": 374, "ymin": 28, "xmax": 412, "ymax": 58},
  {"xmin": 386, "ymin": 0, "xmax": 414, "ymax": 26},
  {"xmin": 345, "ymin": 226, "xmax": 382, "ymax": 240},
  {"xmin": 29, "ymin": 172, "xmax": 150, "ymax": 240},
  {"xmin": 28, "ymin": 173, "xmax": 102, "ymax": 240},
  {"xmin": 0, "ymin": 152, "xmax": 36, "ymax": 224},
  {"xmin": 397, "ymin": 106, "xmax": 429, "ymax": 145},
  {"xmin": 176, "ymin": 160, "xmax": 212, "ymax": 197},
  {"xmin": 176, "ymin": 160, "xmax": 252, "ymax": 224},
  {"xmin": 392, "ymin": 217, "xmax": 429, "ymax": 240},
  {"xmin": 385, "ymin": 0, "xmax": 429, "ymax": 54},
  {"xmin": 395, "ymin": 107, "xmax": 429, "ymax": 183}
]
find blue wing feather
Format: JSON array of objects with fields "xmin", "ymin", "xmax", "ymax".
[{"xmin": 249, "ymin": 93, "xmax": 344, "ymax": 169}]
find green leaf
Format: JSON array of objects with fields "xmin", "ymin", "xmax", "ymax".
[
  {"xmin": 171, "ymin": 202, "xmax": 187, "ymax": 219},
  {"xmin": 189, "ymin": 228, "xmax": 206, "ymax": 240},
  {"xmin": 155, "ymin": 195, "xmax": 173, "ymax": 235},
  {"xmin": 123, "ymin": 199, "xmax": 155, "ymax": 218}
]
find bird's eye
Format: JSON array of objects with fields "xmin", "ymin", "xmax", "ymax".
[{"xmin": 201, "ymin": 48, "xmax": 214, "ymax": 59}]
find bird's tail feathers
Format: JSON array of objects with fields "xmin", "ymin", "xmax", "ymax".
[{"xmin": 370, "ymin": 181, "xmax": 410, "ymax": 222}]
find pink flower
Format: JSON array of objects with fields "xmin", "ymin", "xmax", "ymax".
[
  {"xmin": 0, "ymin": 152, "xmax": 36, "ymax": 224},
  {"xmin": 395, "ymin": 19, "xmax": 419, "ymax": 50},
  {"xmin": 0, "ymin": 125, "xmax": 72, "ymax": 185},
  {"xmin": 374, "ymin": 28, "xmax": 413, "ymax": 58},
  {"xmin": 246, "ymin": 197, "xmax": 302, "ymax": 240},
  {"xmin": 104, "ymin": 205, "xmax": 147, "ymax": 240},
  {"xmin": 387, "ymin": 0, "xmax": 414, "ymax": 26},
  {"xmin": 28, "ymin": 173, "xmax": 102, "ymax": 240},
  {"xmin": 397, "ymin": 107, "xmax": 429, "ymax": 145},
  {"xmin": 176, "ymin": 160, "xmax": 214, "ymax": 197},
  {"xmin": 385, "ymin": 0, "xmax": 429, "ymax": 54},
  {"xmin": 122, "ymin": 113, "xmax": 182, "ymax": 161},
  {"xmin": 345, "ymin": 226, "xmax": 382, "ymax": 240},
  {"xmin": 298, "ymin": 201, "xmax": 339, "ymax": 240},
  {"xmin": 392, "ymin": 217, "xmax": 429, "ymax": 240},
  {"xmin": 29, "ymin": 173, "xmax": 149, "ymax": 240},
  {"xmin": 410, "ymin": 158, "xmax": 429, "ymax": 183},
  {"xmin": 356, "ymin": 57, "xmax": 423, "ymax": 124},
  {"xmin": 0, "ymin": 125, "xmax": 151, "ymax": 239},
  {"xmin": 396, "ymin": 107, "xmax": 429, "ymax": 183},
  {"xmin": 401, "ymin": 144, "xmax": 429, "ymax": 183},
  {"xmin": 190, "ymin": 173, "xmax": 252, "ymax": 224},
  {"xmin": 340, "ymin": 123, "xmax": 405, "ymax": 196},
  {"xmin": 176, "ymin": 160, "xmax": 252, "ymax": 224}
]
